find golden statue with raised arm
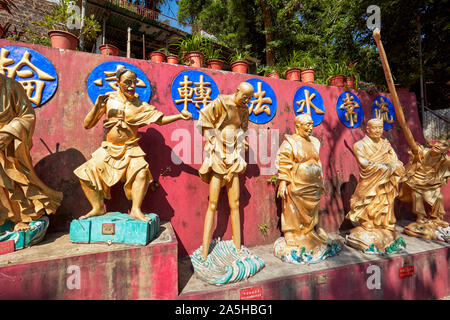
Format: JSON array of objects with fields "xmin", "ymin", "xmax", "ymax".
[
  {"xmin": 373, "ymin": 28, "xmax": 450, "ymax": 242},
  {"xmin": 74, "ymin": 68, "xmax": 192, "ymax": 222},
  {"xmin": 345, "ymin": 118, "xmax": 406, "ymax": 254},
  {"xmin": 273, "ymin": 114, "xmax": 340, "ymax": 264}
]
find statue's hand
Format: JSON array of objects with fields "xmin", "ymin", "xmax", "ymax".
[
  {"xmin": 277, "ymin": 180, "xmax": 287, "ymax": 199},
  {"xmin": 0, "ymin": 132, "xmax": 13, "ymax": 150},
  {"xmin": 180, "ymin": 110, "xmax": 192, "ymax": 120},
  {"xmin": 95, "ymin": 94, "xmax": 109, "ymax": 109}
]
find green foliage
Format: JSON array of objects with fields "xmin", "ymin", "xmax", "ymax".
[
  {"xmin": 266, "ymin": 176, "xmax": 278, "ymax": 184},
  {"xmin": 327, "ymin": 61, "xmax": 348, "ymax": 76},
  {"xmin": 32, "ymin": 0, "xmax": 75, "ymax": 31},
  {"xmin": 228, "ymin": 49, "xmax": 252, "ymax": 63},
  {"xmin": 157, "ymin": 47, "xmax": 171, "ymax": 55},
  {"xmin": 177, "ymin": 0, "xmax": 449, "ymax": 99},
  {"xmin": 174, "ymin": 32, "xmax": 206, "ymax": 53},
  {"xmin": 257, "ymin": 224, "xmax": 269, "ymax": 237},
  {"xmin": 201, "ymin": 38, "xmax": 223, "ymax": 60},
  {"xmin": 80, "ymin": 14, "xmax": 101, "ymax": 42}
]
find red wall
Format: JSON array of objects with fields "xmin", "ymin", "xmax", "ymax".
[{"xmin": 1, "ymin": 40, "xmax": 447, "ymax": 257}]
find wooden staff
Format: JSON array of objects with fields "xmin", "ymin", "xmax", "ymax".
[{"xmin": 372, "ymin": 28, "xmax": 418, "ymax": 154}]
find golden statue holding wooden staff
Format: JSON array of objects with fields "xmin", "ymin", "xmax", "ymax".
[{"xmin": 373, "ymin": 28, "xmax": 450, "ymax": 242}]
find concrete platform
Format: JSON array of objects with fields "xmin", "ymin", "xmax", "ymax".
[
  {"xmin": 0, "ymin": 221, "xmax": 178, "ymax": 299},
  {"xmin": 178, "ymin": 224, "xmax": 450, "ymax": 300}
]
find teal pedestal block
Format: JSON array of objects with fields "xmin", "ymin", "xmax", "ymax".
[
  {"xmin": 0, "ymin": 216, "xmax": 50, "ymax": 250},
  {"xmin": 69, "ymin": 212, "xmax": 160, "ymax": 245}
]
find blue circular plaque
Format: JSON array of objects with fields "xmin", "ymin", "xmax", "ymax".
[
  {"xmin": 245, "ymin": 78, "xmax": 277, "ymax": 124},
  {"xmin": 87, "ymin": 61, "xmax": 151, "ymax": 104},
  {"xmin": 336, "ymin": 91, "xmax": 363, "ymax": 129},
  {"xmin": 171, "ymin": 70, "xmax": 219, "ymax": 120},
  {"xmin": 0, "ymin": 46, "xmax": 58, "ymax": 107},
  {"xmin": 293, "ymin": 86, "xmax": 325, "ymax": 126},
  {"xmin": 372, "ymin": 96, "xmax": 396, "ymax": 130}
]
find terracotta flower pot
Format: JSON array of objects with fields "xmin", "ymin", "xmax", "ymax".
[
  {"xmin": 167, "ymin": 55, "xmax": 179, "ymax": 64},
  {"xmin": 329, "ymin": 75, "xmax": 345, "ymax": 87},
  {"xmin": 301, "ymin": 69, "xmax": 315, "ymax": 83},
  {"xmin": 185, "ymin": 51, "xmax": 204, "ymax": 67},
  {"xmin": 99, "ymin": 44, "xmax": 119, "ymax": 56},
  {"xmin": 48, "ymin": 30, "xmax": 79, "ymax": 50},
  {"xmin": 285, "ymin": 68, "xmax": 301, "ymax": 81},
  {"xmin": 207, "ymin": 59, "xmax": 225, "ymax": 70},
  {"xmin": 231, "ymin": 61, "xmax": 248, "ymax": 74},
  {"xmin": 345, "ymin": 76, "xmax": 356, "ymax": 89},
  {"xmin": 267, "ymin": 72, "xmax": 279, "ymax": 79},
  {"xmin": 150, "ymin": 51, "xmax": 166, "ymax": 63}
]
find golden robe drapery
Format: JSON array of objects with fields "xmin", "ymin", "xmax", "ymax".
[
  {"xmin": 346, "ymin": 135, "xmax": 404, "ymax": 230},
  {"xmin": 197, "ymin": 95, "xmax": 248, "ymax": 186},
  {"xmin": 0, "ymin": 75, "xmax": 62, "ymax": 226},
  {"xmin": 74, "ymin": 91, "xmax": 164, "ymax": 200},
  {"xmin": 276, "ymin": 134, "xmax": 324, "ymax": 235}
]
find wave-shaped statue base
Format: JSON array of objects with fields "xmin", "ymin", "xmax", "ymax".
[
  {"xmin": 190, "ymin": 238, "xmax": 264, "ymax": 286},
  {"xmin": 0, "ymin": 216, "xmax": 49, "ymax": 251}
]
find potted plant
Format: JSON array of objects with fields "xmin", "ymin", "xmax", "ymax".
[
  {"xmin": 149, "ymin": 47, "xmax": 168, "ymax": 63},
  {"xmin": 345, "ymin": 62, "xmax": 359, "ymax": 89},
  {"xmin": 175, "ymin": 32, "xmax": 205, "ymax": 67},
  {"xmin": 258, "ymin": 64, "xmax": 281, "ymax": 79},
  {"xmin": 202, "ymin": 39, "xmax": 224, "ymax": 70},
  {"xmin": 166, "ymin": 47, "xmax": 179, "ymax": 64},
  {"xmin": 300, "ymin": 54, "xmax": 317, "ymax": 83},
  {"xmin": 32, "ymin": 0, "xmax": 80, "ymax": 50},
  {"xmin": 229, "ymin": 50, "xmax": 251, "ymax": 73},
  {"xmin": 284, "ymin": 50, "xmax": 302, "ymax": 81},
  {"xmin": 327, "ymin": 61, "xmax": 347, "ymax": 87}
]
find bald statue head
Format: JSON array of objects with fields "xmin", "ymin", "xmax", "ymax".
[
  {"xmin": 366, "ymin": 118, "xmax": 384, "ymax": 141},
  {"xmin": 295, "ymin": 114, "xmax": 314, "ymax": 138},
  {"xmin": 234, "ymin": 82, "xmax": 254, "ymax": 107}
]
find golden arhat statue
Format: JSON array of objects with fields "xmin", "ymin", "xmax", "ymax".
[
  {"xmin": 74, "ymin": 68, "xmax": 192, "ymax": 221},
  {"xmin": 345, "ymin": 117, "xmax": 406, "ymax": 254},
  {"xmin": 0, "ymin": 74, "xmax": 62, "ymax": 248},
  {"xmin": 373, "ymin": 28, "xmax": 450, "ymax": 242},
  {"xmin": 189, "ymin": 82, "xmax": 264, "ymax": 286},
  {"xmin": 273, "ymin": 114, "xmax": 340, "ymax": 263}
]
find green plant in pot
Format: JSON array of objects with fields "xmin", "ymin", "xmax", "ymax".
[
  {"xmin": 300, "ymin": 54, "xmax": 318, "ymax": 83},
  {"xmin": 284, "ymin": 50, "xmax": 302, "ymax": 81},
  {"xmin": 202, "ymin": 39, "xmax": 224, "ymax": 70},
  {"xmin": 149, "ymin": 47, "xmax": 169, "ymax": 63},
  {"xmin": 175, "ymin": 32, "xmax": 206, "ymax": 67},
  {"xmin": 32, "ymin": 0, "xmax": 81, "ymax": 50},
  {"xmin": 229, "ymin": 49, "xmax": 251, "ymax": 73},
  {"xmin": 327, "ymin": 61, "xmax": 347, "ymax": 87},
  {"xmin": 345, "ymin": 62, "xmax": 359, "ymax": 89}
]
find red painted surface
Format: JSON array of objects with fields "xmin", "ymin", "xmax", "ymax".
[
  {"xmin": 0, "ymin": 240, "xmax": 14, "ymax": 255},
  {"xmin": 180, "ymin": 247, "xmax": 449, "ymax": 300},
  {"xmin": 240, "ymin": 286, "xmax": 263, "ymax": 300},
  {"xmin": 0, "ymin": 40, "xmax": 447, "ymax": 259},
  {"xmin": 0, "ymin": 237, "xmax": 178, "ymax": 299}
]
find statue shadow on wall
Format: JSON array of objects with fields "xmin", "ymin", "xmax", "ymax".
[
  {"xmin": 105, "ymin": 127, "xmax": 198, "ymax": 257},
  {"xmin": 34, "ymin": 141, "xmax": 90, "ymax": 234}
]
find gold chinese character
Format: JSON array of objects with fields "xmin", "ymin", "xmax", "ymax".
[
  {"xmin": 296, "ymin": 89, "xmax": 324, "ymax": 117},
  {"xmin": 193, "ymin": 75, "xmax": 212, "ymax": 109},
  {"xmin": 95, "ymin": 65, "xmax": 146, "ymax": 97},
  {"xmin": 339, "ymin": 93, "xmax": 360, "ymax": 127},
  {"xmin": 175, "ymin": 75, "xmax": 194, "ymax": 112},
  {"xmin": 374, "ymin": 97, "xmax": 394, "ymax": 124},
  {"xmin": 0, "ymin": 48, "xmax": 56, "ymax": 106},
  {"xmin": 248, "ymin": 81, "xmax": 272, "ymax": 116}
]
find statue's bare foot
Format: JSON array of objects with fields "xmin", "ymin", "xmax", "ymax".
[
  {"xmin": 14, "ymin": 222, "xmax": 31, "ymax": 231},
  {"xmin": 130, "ymin": 208, "xmax": 150, "ymax": 222},
  {"xmin": 79, "ymin": 208, "xmax": 105, "ymax": 220}
]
